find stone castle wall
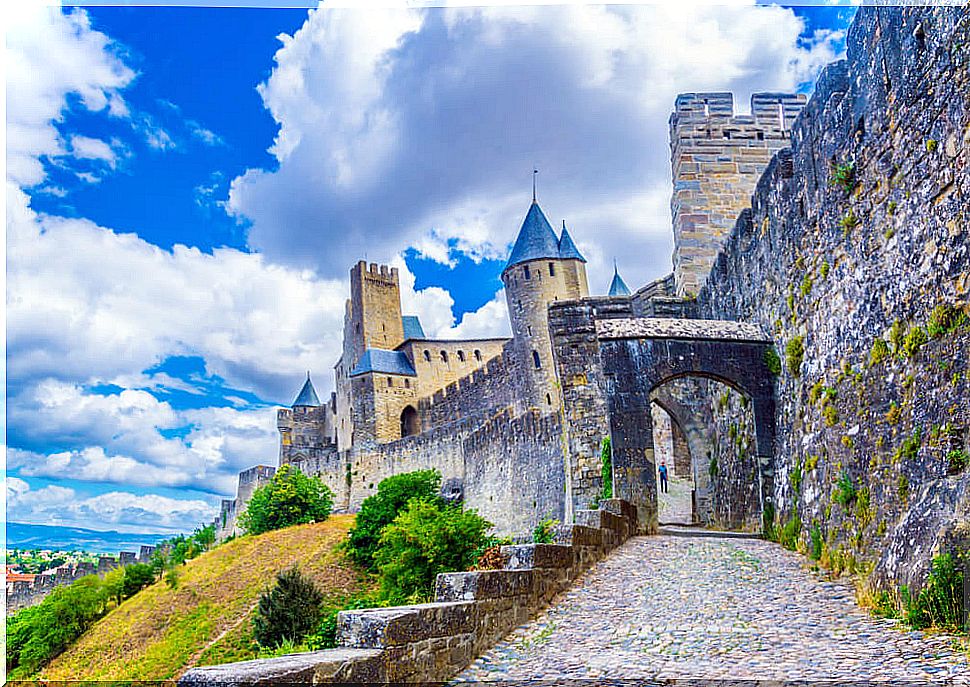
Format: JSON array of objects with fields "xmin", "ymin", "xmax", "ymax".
[{"xmin": 697, "ymin": 6, "xmax": 969, "ymax": 589}]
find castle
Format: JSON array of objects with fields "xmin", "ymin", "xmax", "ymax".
[{"xmin": 216, "ymin": 89, "xmax": 810, "ymax": 540}]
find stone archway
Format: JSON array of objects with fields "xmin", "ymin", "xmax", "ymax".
[
  {"xmin": 551, "ymin": 307, "xmax": 776, "ymax": 535},
  {"xmin": 400, "ymin": 405, "xmax": 420, "ymax": 437}
]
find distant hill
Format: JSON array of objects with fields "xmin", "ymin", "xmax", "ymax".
[
  {"xmin": 6, "ymin": 522, "xmax": 172, "ymax": 554},
  {"xmin": 37, "ymin": 515, "xmax": 368, "ymax": 681}
]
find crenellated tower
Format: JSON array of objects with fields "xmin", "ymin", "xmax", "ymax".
[
  {"xmin": 669, "ymin": 91, "xmax": 806, "ymax": 296},
  {"xmin": 502, "ymin": 201, "xmax": 589, "ymax": 411}
]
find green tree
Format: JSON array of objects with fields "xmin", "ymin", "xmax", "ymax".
[
  {"xmin": 347, "ymin": 469, "xmax": 442, "ymax": 569},
  {"xmin": 253, "ymin": 566, "xmax": 324, "ymax": 648},
  {"xmin": 374, "ymin": 499, "xmax": 492, "ymax": 604},
  {"xmin": 122, "ymin": 563, "xmax": 156, "ymax": 598},
  {"xmin": 239, "ymin": 464, "xmax": 334, "ymax": 535},
  {"xmin": 102, "ymin": 566, "xmax": 126, "ymax": 606}
]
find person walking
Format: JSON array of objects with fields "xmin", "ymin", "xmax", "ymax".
[{"xmin": 658, "ymin": 460, "xmax": 669, "ymax": 494}]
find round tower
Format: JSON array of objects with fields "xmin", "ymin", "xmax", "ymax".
[{"xmin": 502, "ymin": 200, "xmax": 588, "ymax": 411}]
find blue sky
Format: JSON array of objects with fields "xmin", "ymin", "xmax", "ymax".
[{"xmin": 6, "ymin": 2, "xmax": 853, "ymax": 534}]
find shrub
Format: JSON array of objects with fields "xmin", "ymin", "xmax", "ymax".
[
  {"xmin": 785, "ymin": 336, "xmax": 805, "ymax": 377},
  {"xmin": 885, "ymin": 401, "xmax": 901, "ymax": 425},
  {"xmin": 927, "ymin": 304, "xmax": 969, "ymax": 338},
  {"xmin": 840, "ymin": 211, "xmax": 859, "ymax": 235},
  {"xmin": 869, "ymin": 338, "xmax": 889, "ymax": 366},
  {"xmin": 347, "ymin": 469, "xmax": 442, "ymax": 570},
  {"xmin": 6, "ymin": 575, "xmax": 108, "ymax": 676},
  {"xmin": 600, "ymin": 437, "xmax": 613, "ymax": 500},
  {"xmin": 820, "ymin": 261, "xmax": 830, "ymax": 279},
  {"xmin": 901, "ymin": 326, "xmax": 927, "ymax": 359},
  {"xmin": 901, "ymin": 553, "xmax": 965, "ymax": 631},
  {"xmin": 778, "ymin": 512, "xmax": 801, "ymax": 551},
  {"xmin": 833, "ymin": 471, "xmax": 857, "ymax": 508},
  {"xmin": 375, "ymin": 499, "xmax": 492, "ymax": 604},
  {"xmin": 532, "ymin": 518, "xmax": 559, "ymax": 544},
  {"xmin": 763, "ymin": 346, "xmax": 782, "ymax": 376},
  {"xmin": 790, "ymin": 457, "xmax": 803, "ymax": 495},
  {"xmin": 888, "ymin": 320, "xmax": 906, "ymax": 354},
  {"xmin": 122, "ymin": 563, "xmax": 156, "ymax": 598},
  {"xmin": 253, "ymin": 566, "xmax": 324, "ymax": 649},
  {"xmin": 831, "ymin": 160, "xmax": 856, "ymax": 193},
  {"xmin": 762, "ymin": 502, "xmax": 776, "ymax": 541},
  {"xmin": 823, "ymin": 404, "xmax": 839, "ymax": 427},
  {"xmin": 239, "ymin": 465, "xmax": 333, "ymax": 536},
  {"xmin": 894, "ymin": 428, "xmax": 922, "ymax": 463},
  {"xmin": 809, "ymin": 522, "xmax": 823, "ymax": 561},
  {"xmin": 947, "ymin": 449, "xmax": 969, "ymax": 475},
  {"xmin": 799, "ymin": 274, "xmax": 813, "ymax": 298}
]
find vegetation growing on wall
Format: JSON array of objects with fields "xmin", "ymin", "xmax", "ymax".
[
  {"xmin": 600, "ymin": 437, "xmax": 613, "ymax": 500},
  {"xmin": 239, "ymin": 465, "xmax": 334, "ymax": 536}
]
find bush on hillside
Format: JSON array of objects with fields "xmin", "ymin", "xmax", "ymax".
[
  {"xmin": 374, "ymin": 499, "xmax": 492, "ymax": 604},
  {"xmin": 239, "ymin": 464, "xmax": 334, "ymax": 535},
  {"xmin": 6, "ymin": 574, "xmax": 108, "ymax": 676},
  {"xmin": 122, "ymin": 563, "xmax": 156, "ymax": 598},
  {"xmin": 253, "ymin": 566, "xmax": 324, "ymax": 648},
  {"xmin": 347, "ymin": 469, "xmax": 442, "ymax": 569}
]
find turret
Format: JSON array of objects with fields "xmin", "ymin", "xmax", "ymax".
[
  {"xmin": 607, "ymin": 263, "xmax": 631, "ymax": 297},
  {"xmin": 502, "ymin": 200, "xmax": 589, "ymax": 410}
]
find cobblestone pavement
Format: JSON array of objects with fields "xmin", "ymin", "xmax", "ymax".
[
  {"xmin": 455, "ymin": 536, "xmax": 970, "ymax": 684},
  {"xmin": 657, "ymin": 474, "xmax": 692, "ymax": 525}
]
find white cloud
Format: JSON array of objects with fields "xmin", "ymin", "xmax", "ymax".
[
  {"xmin": 70, "ymin": 135, "xmax": 119, "ymax": 168},
  {"xmin": 449, "ymin": 291, "xmax": 511, "ymax": 339},
  {"xmin": 228, "ymin": 4, "xmax": 845, "ymax": 293},
  {"xmin": 6, "ymin": 480, "xmax": 217, "ymax": 534},
  {"xmin": 188, "ymin": 121, "xmax": 225, "ymax": 147},
  {"xmin": 5, "ymin": 4, "xmax": 134, "ymax": 187}
]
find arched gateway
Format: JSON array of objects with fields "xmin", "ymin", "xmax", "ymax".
[{"xmin": 551, "ymin": 302, "xmax": 777, "ymax": 534}]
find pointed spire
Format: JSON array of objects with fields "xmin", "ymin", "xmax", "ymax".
[
  {"xmin": 504, "ymin": 200, "xmax": 560, "ymax": 272},
  {"xmin": 608, "ymin": 262, "xmax": 631, "ymax": 297},
  {"xmin": 532, "ymin": 168, "xmax": 538, "ymax": 203},
  {"xmin": 292, "ymin": 373, "xmax": 321, "ymax": 407},
  {"xmin": 557, "ymin": 220, "xmax": 586, "ymax": 263}
]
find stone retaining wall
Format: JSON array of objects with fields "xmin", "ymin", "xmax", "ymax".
[{"xmin": 179, "ymin": 499, "xmax": 637, "ymax": 685}]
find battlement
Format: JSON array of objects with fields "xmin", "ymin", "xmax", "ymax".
[
  {"xmin": 672, "ymin": 91, "xmax": 806, "ymax": 127},
  {"xmin": 353, "ymin": 260, "xmax": 399, "ymax": 286},
  {"xmin": 239, "ymin": 464, "xmax": 276, "ymax": 485}
]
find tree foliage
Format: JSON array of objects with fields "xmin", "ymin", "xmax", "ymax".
[
  {"xmin": 253, "ymin": 566, "xmax": 324, "ymax": 648},
  {"xmin": 347, "ymin": 469, "xmax": 442, "ymax": 569},
  {"xmin": 374, "ymin": 498, "xmax": 492, "ymax": 604},
  {"xmin": 239, "ymin": 465, "xmax": 334, "ymax": 535}
]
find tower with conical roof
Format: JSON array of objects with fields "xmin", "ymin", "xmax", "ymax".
[
  {"xmin": 277, "ymin": 372, "xmax": 334, "ymax": 465},
  {"xmin": 607, "ymin": 263, "xmax": 631, "ymax": 297},
  {"xmin": 502, "ymin": 199, "xmax": 589, "ymax": 411}
]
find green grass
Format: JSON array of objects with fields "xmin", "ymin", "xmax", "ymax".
[{"xmin": 38, "ymin": 515, "xmax": 371, "ymax": 681}]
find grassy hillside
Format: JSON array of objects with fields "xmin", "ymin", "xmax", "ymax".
[{"xmin": 38, "ymin": 515, "xmax": 370, "ymax": 681}]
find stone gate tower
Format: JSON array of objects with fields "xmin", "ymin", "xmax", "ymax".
[
  {"xmin": 669, "ymin": 92, "xmax": 806, "ymax": 296},
  {"xmin": 502, "ymin": 200, "xmax": 589, "ymax": 410}
]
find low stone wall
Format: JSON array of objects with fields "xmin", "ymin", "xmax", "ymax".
[{"xmin": 179, "ymin": 499, "xmax": 637, "ymax": 685}]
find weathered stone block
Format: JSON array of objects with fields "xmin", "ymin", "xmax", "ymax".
[{"xmin": 337, "ymin": 602, "xmax": 476, "ymax": 648}]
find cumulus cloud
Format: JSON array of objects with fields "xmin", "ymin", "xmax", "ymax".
[
  {"xmin": 6, "ymin": 480, "xmax": 217, "ymax": 534},
  {"xmin": 6, "ymin": 3, "xmax": 134, "ymax": 187},
  {"xmin": 228, "ymin": 4, "xmax": 845, "ymax": 293},
  {"xmin": 7, "ymin": 380, "xmax": 279, "ymax": 494}
]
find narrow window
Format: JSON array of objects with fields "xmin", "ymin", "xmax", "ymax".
[
  {"xmin": 457, "ymin": 350, "xmax": 465, "ymax": 362},
  {"xmin": 548, "ymin": 262, "xmax": 555, "ymax": 276},
  {"xmin": 423, "ymin": 350, "xmax": 431, "ymax": 362},
  {"xmin": 441, "ymin": 350, "xmax": 448, "ymax": 363},
  {"xmin": 474, "ymin": 350, "xmax": 482, "ymax": 362},
  {"xmin": 387, "ymin": 377, "xmax": 393, "ymax": 387},
  {"xmin": 517, "ymin": 300, "xmax": 523, "ymax": 313},
  {"xmin": 524, "ymin": 265, "xmax": 531, "ymax": 280},
  {"xmin": 533, "ymin": 350, "xmax": 542, "ymax": 369},
  {"xmin": 528, "ymin": 325, "xmax": 532, "ymax": 336},
  {"xmin": 405, "ymin": 379, "xmax": 410, "ymax": 389},
  {"xmin": 546, "ymin": 393, "xmax": 552, "ymax": 405}
]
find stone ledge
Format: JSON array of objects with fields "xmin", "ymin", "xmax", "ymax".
[
  {"xmin": 180, "ymin": 648, "xmax": 384, "ymax": 685},
  {"xmin": 179, "ymin": 500, "xmax": 637, "ymax": 686}
]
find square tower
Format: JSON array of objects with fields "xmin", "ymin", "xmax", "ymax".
[{"xmin": 669, "ymin": 92, "xmax": 806, "ymax": 296}]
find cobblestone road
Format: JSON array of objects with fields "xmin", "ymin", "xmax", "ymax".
[{"xmin": 455, "ymin": 535, "xmax": 970, "ymax": 684}]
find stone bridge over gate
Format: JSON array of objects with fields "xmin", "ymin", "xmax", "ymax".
[{"xmin": 550, "ymin": 301, "xmax": 777, "ymax": 534}]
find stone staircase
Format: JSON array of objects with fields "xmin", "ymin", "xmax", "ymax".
[{"xmin": 179, "ymin": 499, "xmax": 638, "ymax": 685}]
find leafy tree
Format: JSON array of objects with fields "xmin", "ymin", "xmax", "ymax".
[
  {"xmin": 102, "ymin": 566, "xmax": 126, "ymax": 606},
  {"xmin": 253, "ymin": 566, "xmax": 324, "ymax": 648},
  {"xmin": 239, "ymin": 464, "xmax": 334, "ymax": 535},
  {"xmin": 347, "ymin": 469, "xmax": 442, "ymax": 569},
  {"xmin": 122, "ymin": 563, "xmax": 156, "ymax": 598},
  {"xmin": 374, "ymin": 499, "xmax": 492, "ymax": 604}
]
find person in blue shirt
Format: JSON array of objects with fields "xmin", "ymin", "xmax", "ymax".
[{"xmin": 658, "ymin": 460, "xmax": 669, "ymax": 494}]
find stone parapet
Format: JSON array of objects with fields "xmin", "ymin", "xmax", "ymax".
[{"xmin": 179, "ymin": 499, "xmax": 638, "ymax": 685}]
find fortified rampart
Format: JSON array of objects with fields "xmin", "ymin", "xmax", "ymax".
[
  {"xmin": 6, "ymin": 543, "xmax": 163, "ymax": 615},
  {"xmin": 697, "ymin": 6, "xmax": 969, "ymax": 590}
]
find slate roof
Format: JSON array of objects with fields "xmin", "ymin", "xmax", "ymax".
[
  {"xmin": 505, "ymin": 201, "xmax": 561, "ymax": 271},
  {"xmin": 557, "ymin": 222, "xmax": 586, "ymax": 262},
  {"xmin": 350, "ymin": 349, "xmax": 417, "ymax": 377},
  {"xmin": 292, "ymin": 374, "xmax": 321, "ymax": 407},
  {"xmin": 401, "ymin": 315, "xmax": 426, "ymax": 340},
  {"xmin": 608, "ymin": 266, "xmax": 632, "ymax": 297}
]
